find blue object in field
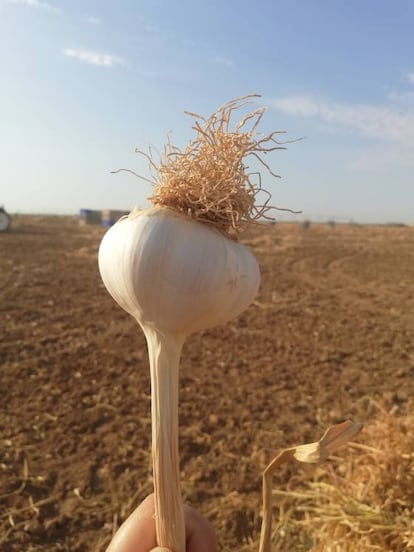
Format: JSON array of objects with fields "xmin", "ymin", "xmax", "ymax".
[
  {"xmin": 101, "ymin": 209, "xmax": 129, "ymax": 228},
  {"xmin": 79, "ymin": 209, "xmax": 102, "ymax": 225}
]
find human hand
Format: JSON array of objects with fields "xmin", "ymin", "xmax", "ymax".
[{"xmin": 106, "ymin": 494, "xmax": 218, "ymax": 552}]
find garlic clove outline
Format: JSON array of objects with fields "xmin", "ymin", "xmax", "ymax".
[{"xmin": 98, "ymin": 206, "xmax": 260, "ymax": 336}]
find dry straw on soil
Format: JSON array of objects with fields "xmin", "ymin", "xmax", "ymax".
[
  {"xmin": 270, "ymin": 405, "xmax": 414, "ymax": 551},
  {"xmin": 114, "ymin": 94, "xmax": 298, "ymax": 235}
]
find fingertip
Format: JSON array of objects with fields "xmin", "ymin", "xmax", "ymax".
[
  {"xmin": 184, "ymin": 505, "xmax": 218, "ymax": 552},
  {"xmin": 106, "ymin": 494, "xmax": 157, "ymax": 552},
  {"xmin": 107, "ymin": 495, "xmax": 218, "ymax": 552}
]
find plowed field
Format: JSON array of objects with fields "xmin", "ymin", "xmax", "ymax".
[{"xmin": 1, "ymin": 215, "xmax": 413, "ymax": 551}]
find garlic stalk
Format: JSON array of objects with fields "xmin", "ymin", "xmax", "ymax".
[
  {"xmin": 98, "ymin": 206, "xmax": 260, "ymax": 551},
  {"xmin": 146, "ymin": 327, "xmax": 185, "ymax": 552}
]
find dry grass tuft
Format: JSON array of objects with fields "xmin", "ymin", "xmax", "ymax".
[
  {"xmin": 127, "ymin": 94, "xmax": 298, "ymax": 235},
  {"xmin": 271, "ymin": 407, "xmax": 414, "ymax": 551}
]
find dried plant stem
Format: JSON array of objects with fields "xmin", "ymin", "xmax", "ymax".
[
  {"xmin": 259, "ymin": 421, "xmax": 363, "ymax": 552},
  {"xmin": 145, "ymin": 328, "xmax": 186, "ymax": 552},
  {"xmin": 259, "ymin": 449, "xmax": 296, "ymax": 552}
]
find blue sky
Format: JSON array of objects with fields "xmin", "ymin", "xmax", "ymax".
[{"xmin": 1, "ymin": 0, "xmax": 414, "ymax": 223}]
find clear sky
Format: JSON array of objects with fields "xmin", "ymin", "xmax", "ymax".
[{"xmin": 1, "ymin": 0, "xmax": 414, "ymax": 223}]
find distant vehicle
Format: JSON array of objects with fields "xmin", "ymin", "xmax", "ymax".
[{"xmin": 0, "ymin": 206, "xmax": 11, "ymax": 232}]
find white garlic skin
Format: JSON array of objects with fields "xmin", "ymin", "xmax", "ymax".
[{"xmin": 98, "ymin": 206, "xmax": 260, "ymax": 335}]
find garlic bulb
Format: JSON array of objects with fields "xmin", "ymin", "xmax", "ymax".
[
  {"xmin": 98, "ymin": 206, "xmax": 260, "ymax": 552},
  {"xmin": 98, "ymin": 206, "xmax": 260, "ymax": 336}
]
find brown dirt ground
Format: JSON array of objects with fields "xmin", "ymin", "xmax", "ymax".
[{"xmin": 1, "ymin": 215, "xmax": 413, "ymax": 551}]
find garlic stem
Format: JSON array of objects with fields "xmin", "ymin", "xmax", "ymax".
[{"xmin": 145, "ymin": 327, "xmax": 186, "ymax": 552}]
